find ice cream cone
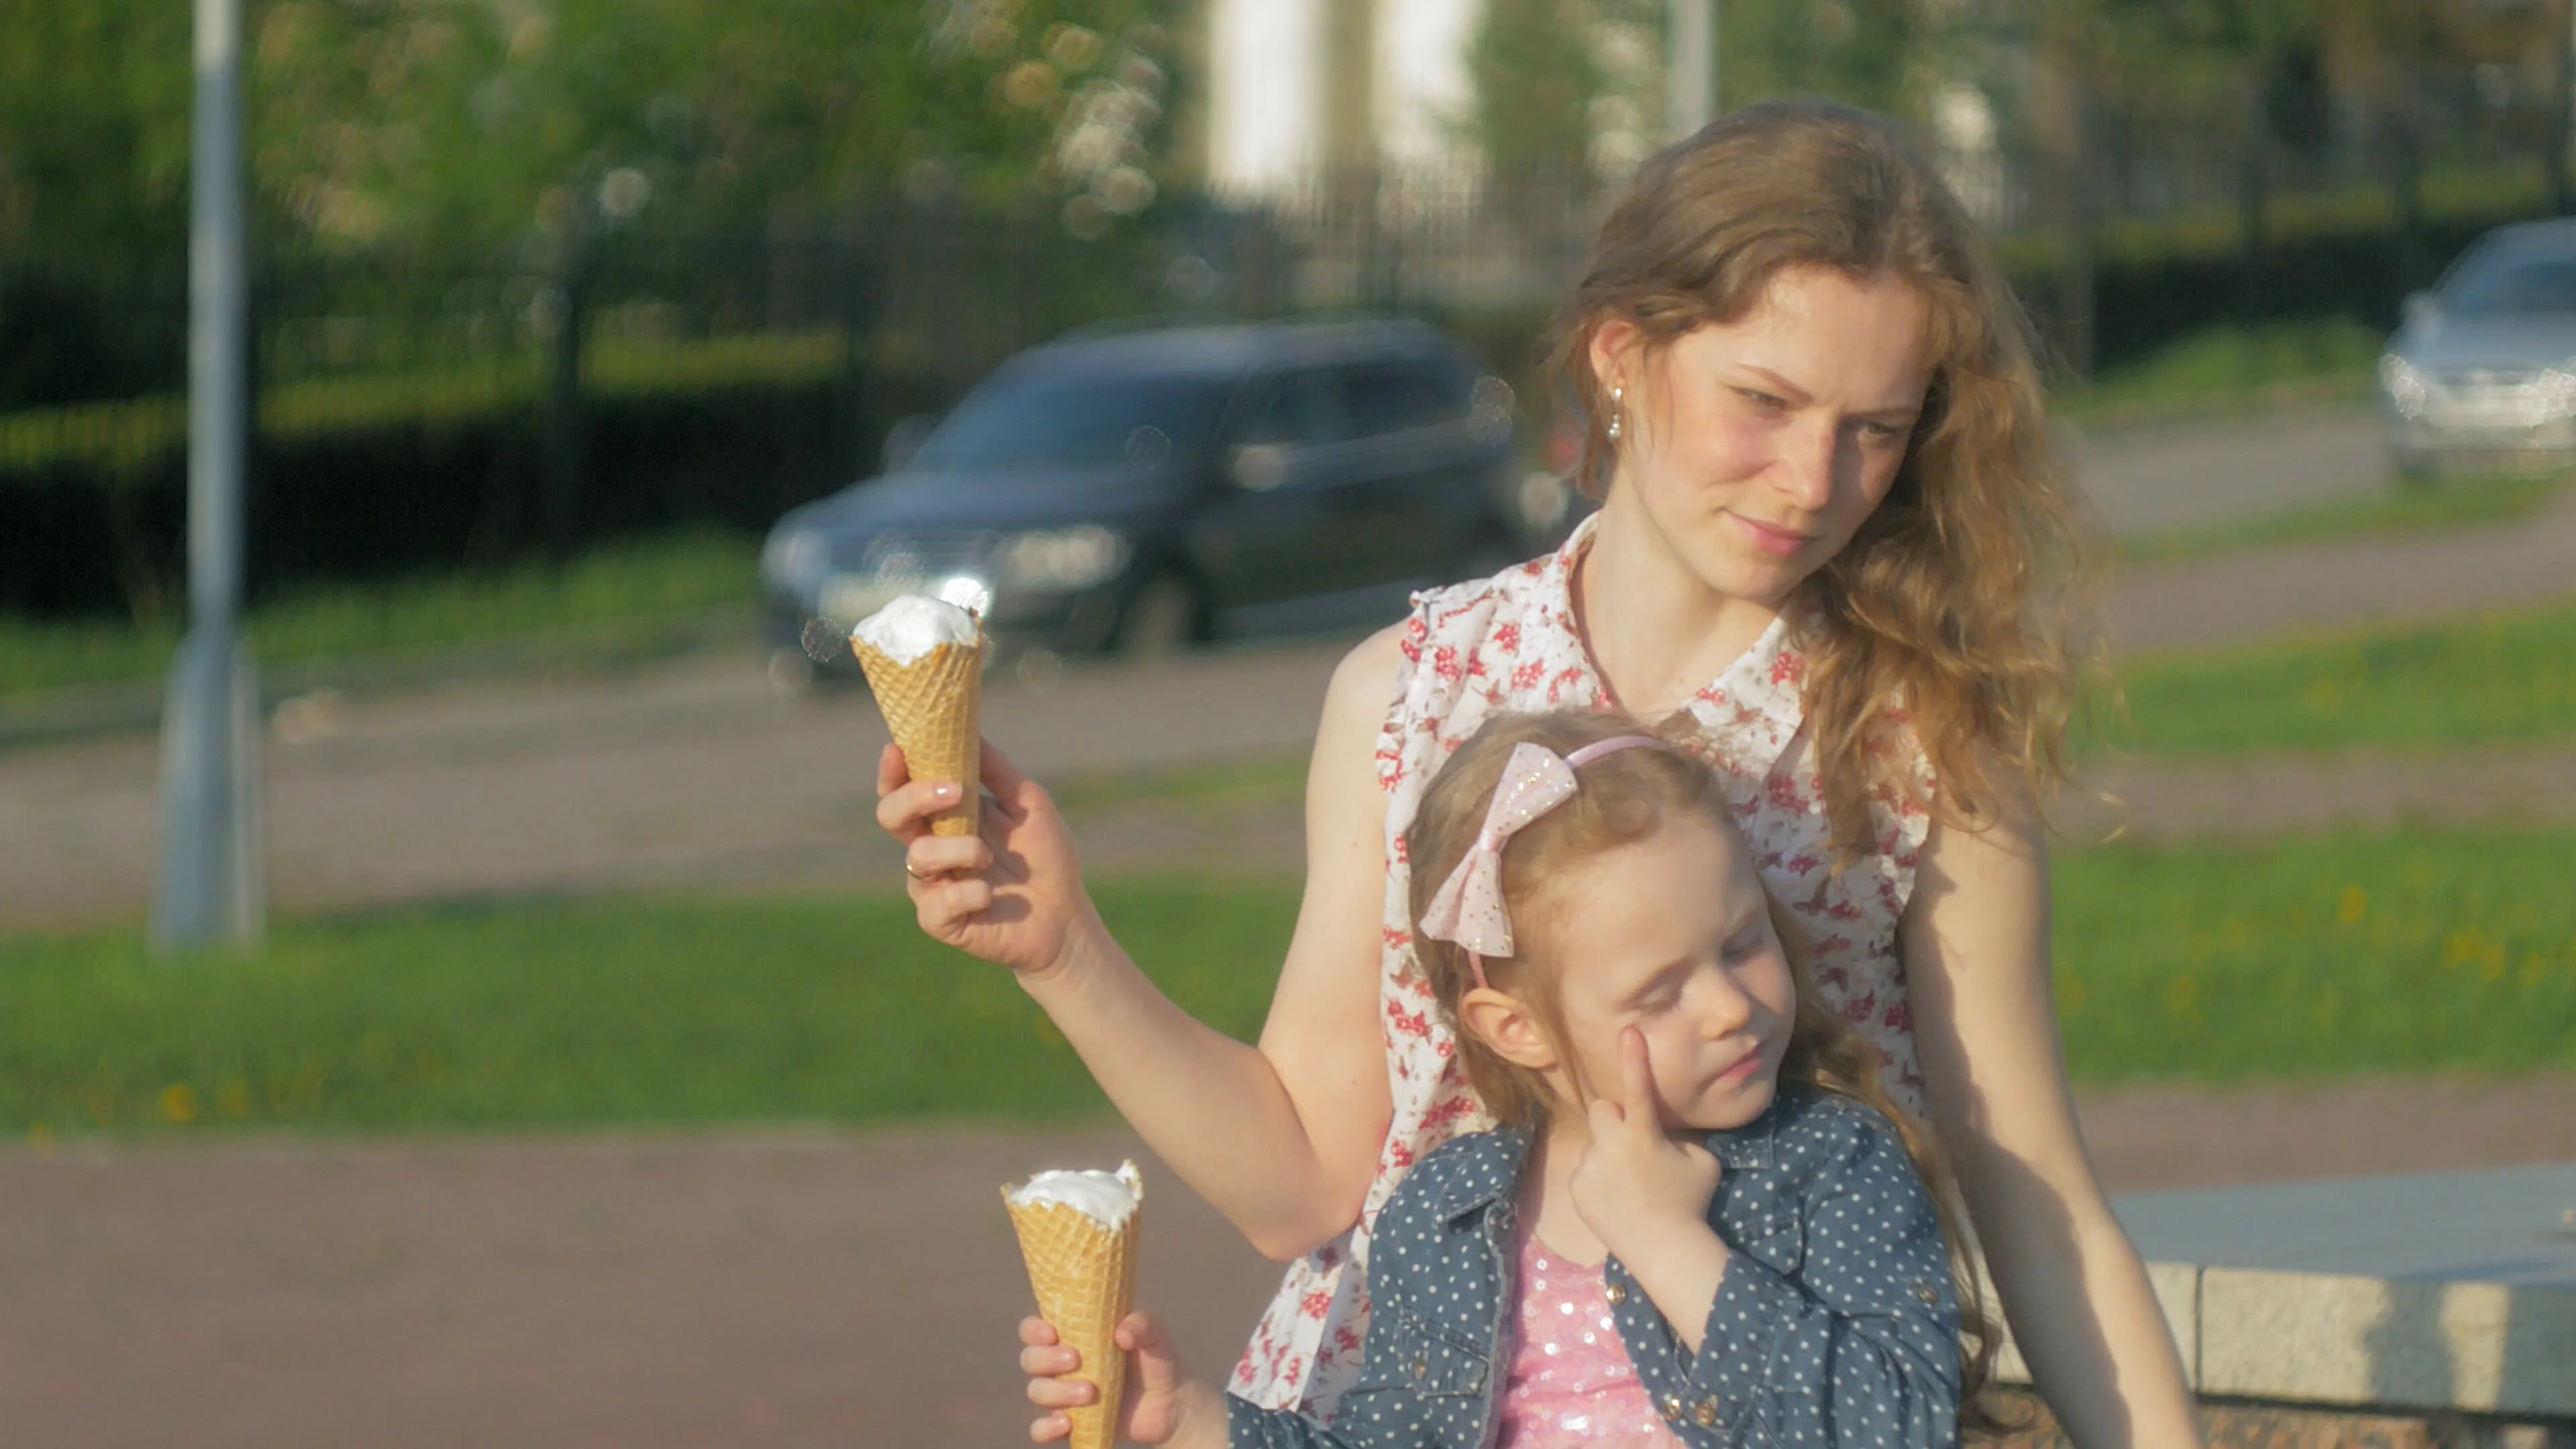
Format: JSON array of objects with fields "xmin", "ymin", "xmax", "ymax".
[
  {"xmin": 853, "ymin": 633, "xmax": 986, "ymax": 837},
  {"xmin": 1004, "ymin": 1165, "xmax": 1143, "ymax": 1449}
]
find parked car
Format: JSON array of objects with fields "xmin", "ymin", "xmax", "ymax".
[
  {"xmin": 760, "ymin": 318, "xmax": 1536, "ymax": 684},
  {"xmin": 2378, "ymin": 217, "xmax": 2576, "ymax": 478}
]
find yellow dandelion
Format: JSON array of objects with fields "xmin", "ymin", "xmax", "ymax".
[
  {"xmin": 160, "ymin": 1084, "xmax": 199, "ymax": 1126},
  {"xmin": 2337, "ymin": 886, "xmax": 2367, "ymax": 924},
  {"xmin": 219, "ymin": 1081, "xmax": 252, "ymax": 1118},
  {"xmin": 2166, "ymin": 975, "xmax": 2198, "ymax": 1014}
]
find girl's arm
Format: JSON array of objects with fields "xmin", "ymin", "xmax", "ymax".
[
  {"xmin": 885, "ymin": 628, "xmax": 1404, "ymax": 1260},
  {"xmin": 1902, "ymin": 802, "xmax": 2206, "ymax": 1449}
]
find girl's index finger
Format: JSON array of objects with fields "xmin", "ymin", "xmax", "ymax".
[{"xmin": 1619, "ymin": 1026, "xmax": 1657, "ymax": 1122}]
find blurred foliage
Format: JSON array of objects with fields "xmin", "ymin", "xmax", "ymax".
[
  {"xmin": 246, "ymin": 0, "xmax": 1182, "ymax": 252},
  {"xmin": 1466, "ymin": 0, "xmax": 1604, "ymax": 188},
  {"xmin": 0, "ymin": 0, "xmax": 1183, "ymax": 407}
]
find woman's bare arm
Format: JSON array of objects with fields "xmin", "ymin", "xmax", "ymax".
[
  {"xmin": 1902, "ymin": 804, "xmax": 2205, "ymax": 1449},
  {"xmin": 887, "ymin": 627, "xmax": 1403, "ymax": 1259}
]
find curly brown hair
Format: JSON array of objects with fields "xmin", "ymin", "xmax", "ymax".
[
  {"xmin": 1405, "ymin": 709, "xmax": 2002, "ymax": 1424},
  {"xmin": 1550, "ymin": 98, "xmax": 2105, "ymax": 857}
]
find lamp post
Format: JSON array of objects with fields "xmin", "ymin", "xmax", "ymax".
[
  {"xmin": 1669, "ymin": 0, "xmax": 1717, "ymax": 139},
  {"xmin": 152, "ymin": 0, "xmax": 264, "ymax": 951}
]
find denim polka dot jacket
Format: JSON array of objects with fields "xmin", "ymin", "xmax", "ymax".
[{"xmin": 1227, "ymin": 1085, "xmax": 1964, "ymax": 1449}]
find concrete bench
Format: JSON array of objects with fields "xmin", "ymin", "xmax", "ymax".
[{"xmin": 1989, "ymin": 1165, "xmax": 2576, "ymax": 1447}]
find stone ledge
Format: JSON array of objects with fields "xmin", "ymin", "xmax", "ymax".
[
  {"xmin": 1989, "ymin": 1166, "xmax": 2576, "ymax": 1419},
  {"xmin": 1983, "ymin": 1387, "xmax": 2576, "ymax": 1449}
]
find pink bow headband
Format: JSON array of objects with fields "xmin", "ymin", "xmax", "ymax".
[{"xmin": 1417, "ymin": 735, "xmax": 1670, "ymax": 989}]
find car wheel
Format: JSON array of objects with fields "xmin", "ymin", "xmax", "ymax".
[{"xmin": 1114, "ymin": 573, "xmax": 1198, "ymax": 658}]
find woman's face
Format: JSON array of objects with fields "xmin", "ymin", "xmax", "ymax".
[{"xmin": 1591, "ymin": 264, "xmax": 1935, "ymax": 607}]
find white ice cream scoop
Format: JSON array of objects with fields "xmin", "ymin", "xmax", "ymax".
[
  {"xmin": 852, "ymin": 594, "xmax": 981, "ymax": 665},
  {"xmin": 1008, "ymin": 1161, "xmax": 1144, "ymax": 1230}
]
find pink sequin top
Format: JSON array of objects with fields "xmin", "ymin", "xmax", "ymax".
[{"xmin": 1497, "ymin": 1225, "xmax": 1684, "ymax": 1449}]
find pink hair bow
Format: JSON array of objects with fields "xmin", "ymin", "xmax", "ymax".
[{"xmin": 1418, "ymin": 735, "xmax": 1665, "ymax": 987}]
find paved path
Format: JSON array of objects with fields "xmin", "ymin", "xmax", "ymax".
[
  {"xmin": 7, "ymin": 1076, "xmax": 2573, "ymax": 1449},
  {"xmin": 2066, "ymin": 406, "xmax": 2392, "ymax": 538}
]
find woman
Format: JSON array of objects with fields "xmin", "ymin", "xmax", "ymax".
[{"xmin": 883, "ymin": 100, "xmax": 2200, "ymax": 1446}]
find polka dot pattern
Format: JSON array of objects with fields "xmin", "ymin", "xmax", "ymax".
[{"xmin": 1226, "ymin": 1086, "xmax": 1964, "ymax": 1449}]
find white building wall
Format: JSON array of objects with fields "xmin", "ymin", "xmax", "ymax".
[
  {"xmin": 1205, "ymin": 0, "xmax": 1326, "ymax": 200},
  {"xmin": 1375, "ymin": 0, "xmax": 1483, "ymax": 179}
]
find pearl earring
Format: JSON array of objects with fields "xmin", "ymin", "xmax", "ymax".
[{"xmin": 1607, "ymin": 386, "xmax": 1624, "ymax": 443}]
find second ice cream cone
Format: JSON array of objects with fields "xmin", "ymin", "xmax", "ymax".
[{"xmin": 1004, "ymin": 1165, "xmax": 1143, "ymax": 1449}]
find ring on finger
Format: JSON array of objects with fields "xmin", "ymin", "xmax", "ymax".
[{"xmin": 904, "ymin": 862, "xmax": 936, "ymax": 881}]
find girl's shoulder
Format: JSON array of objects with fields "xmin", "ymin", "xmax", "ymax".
[
  {"xmin": 1381, "ymin": 1126, "xmax": 1530, "ymax": 1225},
  {"xmin": 1724, "ymin": 1084, "xmax": 1920, "ymax": 1186}
]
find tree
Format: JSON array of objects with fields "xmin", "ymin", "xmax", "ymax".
[{"xmin": 1467, "ymin": 0, "xmax": 1603, "ymax": 190}]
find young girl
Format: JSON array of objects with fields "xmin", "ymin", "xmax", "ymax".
[{"xmin": 1016, "ymin": 711, "xmax": 1989, "ymax": 1449}]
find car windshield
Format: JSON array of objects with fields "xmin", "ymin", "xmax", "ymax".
[
  {"xmin": 2444, "ymin": 251, "xmax": 2576, "ymax": 315},
  {"xmin": 911, "ymin": 369, "xmax": 1235, "ymax": 469}
]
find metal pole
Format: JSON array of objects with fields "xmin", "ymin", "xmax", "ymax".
[
  {"xmin": 152, "ymin": 0, "xmax": 264, "ymax": 951},
  {"xmin": 1668, "ymin": 0, "xmax": 1717, "ymax": 140}
]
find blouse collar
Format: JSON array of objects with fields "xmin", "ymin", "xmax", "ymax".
[{"xmin": 1529, "ymin": 515, "xmax": 1809, "ymax": 781}]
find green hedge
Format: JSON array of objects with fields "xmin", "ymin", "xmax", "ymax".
[{"xmin": 0, "ymin": 331, "xmax": 950, "ymax": 620}]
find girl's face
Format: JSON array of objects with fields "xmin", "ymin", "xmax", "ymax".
[
  {"xmin": 1589, "ymin": 264, "xmax": 1935, "ymax": 608},
  {"xmin": 1529, "ymin": 814, "xmax": 1794, "ymax": 1133}
]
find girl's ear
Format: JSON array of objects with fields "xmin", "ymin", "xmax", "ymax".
[{"xmin": 1458, "ymin": 986, "xmax": 1558, "ymax": 1072}]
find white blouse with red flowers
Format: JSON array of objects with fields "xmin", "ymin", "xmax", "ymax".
[{"xmin": 1228, "ymin": 516, "xmax": 1935, "ymax": 1420}]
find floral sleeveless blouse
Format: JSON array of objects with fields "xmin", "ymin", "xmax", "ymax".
[{"xmin": 1228, "ymin": 517, "xmax": 1936, "ymax": 1418}]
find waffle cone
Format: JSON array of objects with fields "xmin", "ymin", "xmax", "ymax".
[
  {"xmin": 853, "ymin": 635, "xmax": 986, "ymax": 837},
  {"xmin": 1004, "ymin": 1183, "xmax": 1142, "ymax": 1449}
]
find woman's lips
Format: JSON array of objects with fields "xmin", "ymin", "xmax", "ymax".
[{"xmin": 1730, "ymin": 513, "xmax": 1813, "ymax": 558}]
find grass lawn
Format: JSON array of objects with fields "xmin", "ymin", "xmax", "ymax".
[
  {"xmin": 6, "ymin": 828, "xmax": 2571, "ymax": 1140},
  {"xmin": 2118, "ymin": 600, "xmax": 2576, "ymax": 754},
  {"xmin": 0, "ymin": 529, "xmax": 757, "ymax": 700}
]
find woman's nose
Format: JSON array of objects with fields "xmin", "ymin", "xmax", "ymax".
[{"xmin": 1770, "ymin": 415, "xmax": 1839, "ymax": 513}]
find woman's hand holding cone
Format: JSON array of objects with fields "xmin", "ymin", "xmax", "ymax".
[{"xmin": 879, "ymin": 739, "xmax": 1095, "ymax": 977}]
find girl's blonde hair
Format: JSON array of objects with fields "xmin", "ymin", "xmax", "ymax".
[
  {"xmin": 1405, "ymin": 709, "xmax": 2000, "ymax": 1423},
  {"xmin": 1551, "ymin": 98, "xmax": 2104, "ymax": 860}
]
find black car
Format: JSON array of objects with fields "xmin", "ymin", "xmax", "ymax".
[{"xmin": 759, "ymin": 318, "xmax": 1529, "ymax": 682}]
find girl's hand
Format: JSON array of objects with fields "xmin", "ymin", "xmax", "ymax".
[
  {"xmin": 1568, "ymin": 1028, "xmax": 1723, "ymax": 1258},
  {"xmin": 1020, "ymin": 1311, "xmax": 1219, "ymax": 1447},
  {"xmin": 878, "ymin": 740, "xmax": 1095, "ymax": 977}
]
